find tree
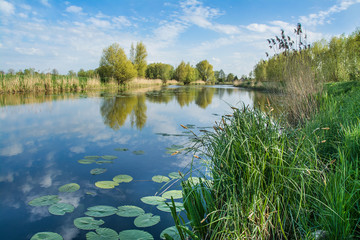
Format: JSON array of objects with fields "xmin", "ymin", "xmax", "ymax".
[
  {"xmin": 218, "ymin": 69, "xmax": 226, "ymax": 82},
  {"xmin": 174, "ymin": 61, "xmax": 197, "ymax": 84},
  {"xmin": 196, "ymin": 60, "xmax": 214, "ymax": 82},
  {"xmin": 145, "ymin": 63, "xmax": 174, "ymax": 83},
  {"xmin": 134, "ymin": 42, "xmax": 148, "ymax": 78},
  {"xmin": 99, "ymin": 43, "xmax": 137, "ymax": 85},
  {"xmin": 68, "ymin": 70, "xmax": 76, "ymax": 77},
  {"xmin": 227, "ymin": 73, "xmax": 235, "ymax": 82}
]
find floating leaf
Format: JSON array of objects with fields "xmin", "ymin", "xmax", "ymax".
[
  {"xmin": 101, "ymin": 155, "xmax": 117, "ymax": 160},
  {"xmin": 157, "ymin": 202, "xmax": 184, "ymax": 213},
  {"xmin": 168, "ymin": 172, "xmax": 182, "ymax": 179},
  {"xmin": 134, "ymin": 213, "xmax": 160, "ymax": 228},
  {"xmin": 96, "ymin": 160, "xmax": 114, "ymax": 164},
  {"xmin": 114, "ymin": 148, "xmax": 128, "ymax": 152},
  {"xmin": 95, "ymin": 181, "xmax": 119, "ymax": 189},
  {"xmin": 58, "ymin": 183, "xmax": 80, "ymax": 193},
  {"xmin": 78, "ymin": 159, "xmax": 95, "ymax": 164},
  {"xmin": 86, "ymin": 228, "xmax": 118, "ymax": 240},
  {"xmin": 84, "ymin": 156, "xmax": 100, "ymax": 160},
  {"xmin": 152, "ymin": 175, "xmax": 170, "ymax": 183},
  {"xmin": 74, "ymin": 217, "xmax": 104, "ymax": 230},
  {"xmin": 90, "ymin": 168, "xmax": 107, "ymax": 175},
  {"xmin": 86, "ymin": 192, "xmax": 96, "ymax": 196},
  {"xmin": 30, "ymin": 232, "xmax": 63, "ymax": 240},
  {"xmin": 28, "ymin": 195, "xmax": 61, "ymax": 206},
  {"xmin": 140, "ymin": 196, "xmax": 166, "ymax": 206},
  {"xmin": 116, "ymin": 205, "xmax": 144, "ymax": 217},
  {"xmin": 118, "ymin": 230, "xmax": 153, "ymax": 240},
  {"xmin": 48, "ymin": 203, "xmax": 75, "ymax": 215},
  {"xmin": 132, "ymin": 150, "xmax": 145, "ymax": 155},
  {"xmin": 113, "ymin": 174, "xmax": 133, "ymax": 183},
  {"xmin": 162, "ymin": 190, "xmax": 183, "ymax": 200},
  {"xmin": 85, "ymin": 205, "xmax": 118, "ymax": 217},
  {"xmin": 160, "ymin": 226, "xmax": 181, "ymax": 240}
]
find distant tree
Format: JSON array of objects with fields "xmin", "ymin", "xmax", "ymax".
[
  {"xmin": 134, "ymin": 42, "xmax": 148, "ymax": 77},
  {"xmin": 129, "ymin": 43, "xmax": 135, "ymax": 64},
  {"xmin": 174, "ymin": 61, "xmax": 187, "ymax": 82},
  {"xmin": 98, "ymin": 43, "xmax": 137, "ymax": 85},
  {"xmin": 7, "ymin": 69, "xmax": 15, "ymax": 75},
  {"xmin": 24, "ymin": 68, "xmax": 35, "ymax": 76},
  {"xmin": 227, "ymin": 73, "xmax": 235, "ymax": 82},
  {"xmin": 196, "ymin": 60, "xmax": 214, "ymax": 82},
  {"xmin": 51, "ymin": 69, "xmax": 59, "ymax": 76},
  {"xmin": 68, "ymin": 70, "xmax": 77, "ymax": 77},
  {"xmin": 77, "ymin": 68, "xmax": 86, "ymax": 77},
  {"xmin": 145, "ymin": 63, "xmax": 174, "ymax": 83},
  {"xmin": 218, "ymin": 69, "xmax": 226, "ymax": 82}
]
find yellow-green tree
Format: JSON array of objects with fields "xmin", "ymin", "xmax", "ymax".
[
  {"xmin": 196, "ymin": 60, "xmax": 214, "ymax": 82},
  {"xmin": 133, "ymin": 42, "xmax": 148, "ymax": 78}
]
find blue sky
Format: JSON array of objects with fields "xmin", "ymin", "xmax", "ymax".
[{"xmin": 0, "ymin": 0, "xmax": 360, "ymax": 76}]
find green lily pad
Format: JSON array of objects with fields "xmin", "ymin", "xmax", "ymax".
[
  {"xmin": 134, "ymin": 213, "xmax": 160, "ymax": 228},
  {"xmin": 116, "ymin": 205, "xmax": 145, "ymax": 217},
  {"xmin": 101, "ymin": 155, "xmax": 118, "ymax": 160},
  {"xmin": 86, "ymin": 228, "xmax": 118, "ymax": 240},
  {"xmin": 58, "ymin": 183, "xmax": 80, "ymax": 193},
  {"xmin": 157, "ymin": 202, "xmax": 184, "ymax": 213},
  {"xmin": 95, "ymin": 181, "xmax": 119, "ymax": 189},
  {"xmin": 114, "ymin": 148, "xmax": 128, "ymax": 152},
  {"xmin": 162, "ymin": 190, "xmax": 183, "ymax": 200},
  {"xmin": 140, "ymin": 196, "xmax": 166, "ymax": 206},
  {"xmin": 113, "ymin": 174, "xmax": 133, "ymax": 183},
  {"xmin": 160, "ymin": 226, "xmax": 181, "ymax": 240},
  {"xmin": 84, "ymin": 156, "xmax": 100, "ymax": 160},
  {"xmin": 78, "ymin": 159, "xmax": 96, "ymax": 164},
  {"xmin": 96, "ymin": 160, "xmax": 114, "ymax": 164},
  {"xmin": 74, "ymin": 217, "xmax": 105, "ymax": 230},
  {"xmin": 86, "ymin": 192, "xmax": 96, "ymax": 196},
  {"xmin": 132, "ymin": 150, "xmax": 145, "ymax": 155},
  {"xmin": 30, "ymin": 232, "xmax": 63, "ymax": 240},
  {"xmin": 28, "ymin": 195, "xmax": 61, "ymax": 206},
  {"xmin": 90, "ymin": 168, "xmax": 107, "ymax": 175},
  {"xmin": 168, "ymin": 172, "xmax": 182, "ymax": 179},
  {"xmin": 85, "ymin": 205, "xmax": 118, "ymax": 217},
  {"xmin": 48, "ymin": 203, "xmax": 75, "ymax": 215},
  {"xmin": 118, "ymin": 230, "xmax": 153, "ymax": 240},
  {"xmin": 152, "ymin": 175, "xmax": 170, "ymax": 183}
]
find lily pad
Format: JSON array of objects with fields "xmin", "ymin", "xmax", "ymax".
[
  {"xmin": 160, "ymin": 226, "xmax": 181, "ymax": 240},
  {"xmin": 74, "ymin": 217, "xmax": 105, "ymax": 230},
  {"xmin": 48, "ymin": 203, "xmax": 75, "ymax": 215},
  {"xmin": 113, "ymin": 174, "xmax": 133, "ymax": 183},
  {"xmin": 86, "ymin": 192, "xmax": 96, "ymax": 196},
  {"xmin": 116, "ymin": 205, "xmax": 144, "ymax": 217},
  {"xmin": 78, "ymin": 159, "xmax": 96, "ymax": 164},
  {"xmin": 114, "ymin": 148, "xmax": 128, "ymax": 152},
  {"xmin": 96, "ymin": 160, "xmax": 114, "ymax": 164},
  {"xmin": 134, "ymin": 213, "xmax": 160, "ymax": 228},
  {"xmin": 168, "ymin": 172, "xmax": 182, "ymax": 179},
  {"xmin": 140, "ymin": 196, "xmax": 166, "ymax": 206},
  {"xmin": 30, "ymin": 232, "xmax": 63, "ymax": 240},
  {"xmin": 95, "ymin": 181, "xmax": 119, "ymax": 189},
  {"xmin": 84, "ymin": 156, "xmax": 100, "ymax": 160},
  {"xmin": 132, "ymin": 150, "xmax": 145, "ymax": 155},
  {"xmin": 152, "ymin": 175, "xmax": 170, "ymax": 183},
  {"xmin": 58, "ymin": 183, "xmax": 80, "ymax": 193},
  {"xmin": 85, "ymin": 205, "xmax": 118, "ymax": 217},
  {"xmin": 28, "ymin": 195, "xmax": 61, "ymax": 206},
  {"xmin": 86, "ymin": 228, "xmax": 118, "ymax": 240},
  {"xmin": 162, "ymin": 190, "xmax": 183, "ymax": 200},
  {"xmin": 118, "ymin": 230, "xmax": 153, "ymax": 240},
  {"xmin": 157, "ymin": 202, "xmax": 184, "ymax": 213},
  {"xmin": 90, "ymin": 168, "xmax": 107, "ymax": 175},
  {"xmin": 101, "ymin": 155, "xmax": 118, "ymax": 160}
]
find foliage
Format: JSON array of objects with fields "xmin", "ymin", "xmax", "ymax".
[
  {"xmin": 146, "ymin": 63, "xmax": 174, "ymax": 83},
  {"xmin": 196, "ymin": 60, "xmax": 214, "ymax": 82},
  {"xmin": 133, "ymin": 42, "xmax": 148, "ymax": 77},
  {"xmin": 174, "ymin": 61, "xmax": 198, "ymax": 84}
]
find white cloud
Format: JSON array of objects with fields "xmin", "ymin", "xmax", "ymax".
[
  {"xmin": 66, "ymin": 5, "xmax": 83, "ymax": 14},
  {"xmin": 88, "ymin": 17, "xmax": 111, "ymax": 28},
  {"xmin": 113, "ymin": 16, "xmax": 132, "ymax": 27},
  {"xmin": 19, "ymin": 13, "xmax": 28, "ymax": 18},
  {"xmin": 15, "ymin": 47, "xmax": 43, "ymax": 55},
  {"xmin": 40, "ymin": 0, "xmax": 51, "ymax": 7},
  {"xmin": 0, "ymin": 0, "xmax": 15, "ymax": 15},
  {"xmin": 20, "ymin": 4, "xmax": 31, "ymax": 10}
]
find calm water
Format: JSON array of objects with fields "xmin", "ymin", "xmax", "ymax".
[{"xmin": 0, "ymin": 85, "xmax": 276, "ymax": 240}]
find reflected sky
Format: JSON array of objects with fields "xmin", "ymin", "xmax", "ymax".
[{"xmin": 0, "ymin": 85, "xmax": 279, "ymax": 239}]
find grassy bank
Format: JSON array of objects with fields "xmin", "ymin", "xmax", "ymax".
[
  {"xmin": 233, "ymin": 80, "xmax": 284, "ymax": 92},
  {"xmin": 170, "ymin": 81, "xmax": 360, "ymax": 239}
]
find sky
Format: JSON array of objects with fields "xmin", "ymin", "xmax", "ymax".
[{"xmin": 0, "ymin": 0, "xmax": 360, "ymax": 77}]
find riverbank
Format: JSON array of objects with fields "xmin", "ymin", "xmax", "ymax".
[
  {"xmin": 172, "ymin": 81, "xmax": 360, "ymax": 239},
  {"xmin": 233, "ymin": 79, "xmax": 284, "ymax": 92}
]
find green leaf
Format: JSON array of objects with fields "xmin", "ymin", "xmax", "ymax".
[
  {"xmin": 78, "ymin": 159, "xmax": 96, "ymax": 164},
  {"xmin": 116, "ymin": 205, "xmax": 145, "ymax": 217},
  {"xmin": 48, "ymin": 203, "xmax": 75, "ymax": 215},
  {"xmin": 86, "ymin": 228, "xmax": 118, "ymax": 240},
  {"xmin": 101, "ymin": 155, "xmax": 118, "ymax": 160},
  {"xmin": 84, "ymin": 156, "xmax": 100, "ymax": 160},
  {"xmin": 118, "ymin": 230, "xmax": 153, "ymax": 240},
  {"xmin": 96, "ymin": 160, "xmax": 114, "ymax": 164},
  {"xmin": 90, "ymin": 168, "xmax": 107, "ymax": 175},
  {"xmin": 114, "ymin": 148, "xmax": 128, "ymax": 152},
  {"xmin": 28, "ymin": 195, "xmax": 61, "ymax": 206},
  {"xmin": 132, "ymin": 150, "xmax": 145, "ymax": 155},
  {"xmin": 113, "ymin": 174, "xmax": 133, "ymax": 183},
  {"xmin": 134, "ymin": 213, "xmax": 160, "ymax": 228},
  {"xmin": 152, "ymin": 175, "xmax": 170, "ymax": 183},
  {"xmin": 157, "ymin": 202, "xmax": 184, "ymax": 213},
  {"xmin": 160, "ymin": 226, "xmax": 181, "ymax": 240},
  {"xmin": 95, "ymin": 181, "xmax": 119, "ymax": 189},
  {"xmin": 74, "ymin": 217, "xmax": 104, "ymax": 230},
  {"xmin": 58, "ymin": 183, "xmax": 80, "ymax": 193},
  {"xmin": 162, "ymin": 190, "xmax": 183, "ymax": 200},
  {"xmin": 168, "ymin": 172, "xmax": 182, "ymax": 179},
  {"xmin": 85, "ymin": 205, "xmax": 118, "ymax": 217},
  {"xmin": 30, "ymin": 232, "xmax": 63, "ymax": 240},
  {"xmin": 140, "ymin": 196, "xmax": 166, "ymax": 205}
]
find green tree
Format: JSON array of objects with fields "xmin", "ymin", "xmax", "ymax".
[
  {"xmin": 145, "ymin": 63, "xmax": 174, "ymax": 83},
  {"xmin": 196, "ymin": 60, "xmax": 214, "ymax": 82},
  {"xmin": 218, "ymin": 69, "xmax": 226, "ymax": 82},
  {"xmin": 227, "ymin": 73, "xmax": 235, "ymax": 82},
  {"xmin": 99, "ymin": 43, "xmax": 137, "ymax": 85},
  {"xmin": 78, "ymin": 68, "xmax": 86, "ymax": 77},
  {"xmin": 68, "ymin": 70, "xmax": 76, "ymax": 77},
  {"xmin": 174, "ymin": 61, "xmax": 197, "ymax": 84},
  {"xmin": 134, "ymin": 42, "xmax": 148, "ymax": 77}
]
